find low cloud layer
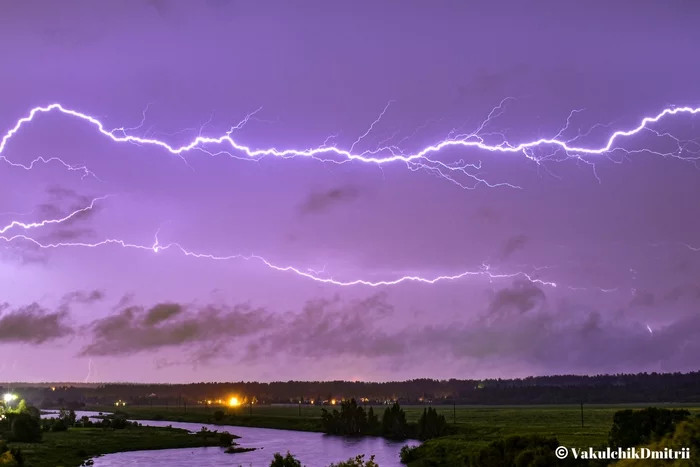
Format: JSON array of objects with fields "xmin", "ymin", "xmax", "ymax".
[
  {"xmin": 0, "ymin": 303, "xmax": 72, "ymax": 344},
  {"xmin": 0, "ymin": 289, "xmax": 104, "ymax": 345},
  {"xmin": 80, "ymin": 300, "xmax": 272, "ymax": 360},
  {"xmin": 5, "ymin": 283, "xmax": 700, "ymax": 377}
]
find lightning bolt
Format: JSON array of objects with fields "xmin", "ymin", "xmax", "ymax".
[
  {"xmin": 2, "ymin": 100, "xmax": 697, "ymax": 289},
  {"xmin": 0, "ymin": 196, "xmax": 108, "ymax": 235},
  {"xmin": 84, "ymin": 358, "xmax": 93, "ymax": 383},
  {"xmin": 2, "ymin": 101, "xmax": 699, "ymax": 190},
  {"xmin": 0, "ymin": 230, "xmax": 558, "ymax": 287}
]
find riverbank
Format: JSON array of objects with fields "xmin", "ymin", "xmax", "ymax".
[
  {"xmin": 89, "ymin": 406, "xmax": 326, "ymax": 433},
  {"xmin": 9, "ymin": 426, "xmax": 225, "ymax": 467},
  {"xmin": 84, "ymin": 403, "xmax": 700, "ymax": 452}
]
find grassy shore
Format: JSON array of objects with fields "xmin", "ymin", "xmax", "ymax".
[
  {"xmin": 9, "ymin": 426, "xmax": 224, "ymax": 467},
  {"xmin": 86, "ymin": 403, "xmax": 700, "ymax": 451}
]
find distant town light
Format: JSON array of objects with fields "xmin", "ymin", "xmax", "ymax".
[
  {"xmin": 3, "ymin": 393, "xmax": 17, "ymax": 403},
  {"xmin": 228, "ymin": 396, "xmax": 240, "ymax": 407}
]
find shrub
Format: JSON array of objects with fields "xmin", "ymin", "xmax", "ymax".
[
  {"xmin": 328, "ymin": 454, "xmax": 378, "ymax": 467},
  {"xmin": 269, "ymin": 451, "xmax": 303, "ymax": 467},
  {"xmin": 608, "ymin": 407, "xmax": 690, "ymax": 449},
  {"xmin": 8, "ymin": 414, "xmax": 42, "ymax": 443}
]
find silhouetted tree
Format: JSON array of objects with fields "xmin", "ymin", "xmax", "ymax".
[
  {"xmin": 608, "ymin": 407, "xmax": 690, "ymax": 449},
  {"xmin": 367, "ymin": 407, "xmax": 379, "ymax": 432},
  {"xmin": 381, "ymin": 402, "xmax": 408, "ymax": 440},
  {"xmin": 417, "ymin": 407, "xmax": 448, "ymax": 440},
  {"xmin": 320, "ymin": 399, "xmax": 368, "ymax": 435}
]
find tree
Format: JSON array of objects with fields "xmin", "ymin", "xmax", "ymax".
[
  {"xmin": 417, "ymin": 407, "xmax": 448, "ymax": 440},
  {"xmin": 381, "ymin": 402, "xmax": 408, "ymax": 440},
  {"xmin": 608, "ymin": 407, "xmax": 690, "ymax": 449},
  {"xmin": 616, "ymin": 415, "xmax": 700, "ymax": 466},
  {"xmin": 367, "ymin": 407, "xmax": 379, "ymax": 432},
  {"xmin": 8, "ymin": 414, "xmax": 42, "ymax": 443},
  {"xmin": 269, "ymin": 451, "xmax": 304, "ymax": 467},
  {"xmin": 213, "ymin": 410, "xmax": 225, "ymax": 421},
  {"xmin": 320, "ymin": 399, "xmax": 368, "ymax": 436}
]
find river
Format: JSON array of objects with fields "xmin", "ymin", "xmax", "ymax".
[{"xmin": 42, "ymin": 410, "xmax": 419, "ymax": 466}]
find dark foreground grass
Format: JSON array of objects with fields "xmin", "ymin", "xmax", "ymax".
[
  {"xmin": 10, "ymin": 426, "xmax": 223, "ymax": 467},
  {"xmin": 87, "ymin": 403, "xmax": 700, "ymax": 453}
]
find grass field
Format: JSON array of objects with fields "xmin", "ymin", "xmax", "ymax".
[
  {"xmin": 86, "ymin": 403, "xmax": 700, "ymax": 450},
  {"xmin": 9, "ymin": 426, "xmax": 223, "ymax": 467}
]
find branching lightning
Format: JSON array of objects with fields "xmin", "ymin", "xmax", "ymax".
[
  {"xmin": 0, "ymin": 228, "xmax": 557, "ymax": 287},
  {"xmin": 2, "ymin": 101, "xmax": 700, "ymax": 190},
  {"xmin": 2, "ymin": 100, "xmax": 699, "ymax": 288}
]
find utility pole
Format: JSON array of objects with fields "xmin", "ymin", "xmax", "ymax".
[
  {"xmin": 580, "ymin": 402, "xmax": 584, "ymax": 427},
  {"xmin": 452, "ymin": 392, "xmax": 457, "ymax": 424}
]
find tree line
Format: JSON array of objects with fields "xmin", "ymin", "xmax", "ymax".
[{"xmin": 10, "ymin": 371, "xmax": 700, "ymax": 408}]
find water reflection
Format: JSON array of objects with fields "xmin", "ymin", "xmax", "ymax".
[{"xmin": 42, "ymin": 411, "xmax": 418, "ymax": 466}]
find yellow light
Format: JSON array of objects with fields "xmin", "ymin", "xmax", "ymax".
[
  {"xmin": 228, "ymin": 396, "xmax": 240, "ymax": 407},
  {"xmin": 331, "ymin": 399, "xmax": 337, "ymax": 405},
  {"xmin": 206, "ymin": 400, "xmax": 212, "ymax": 405}
]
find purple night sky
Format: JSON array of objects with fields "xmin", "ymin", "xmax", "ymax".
[{"xmin": 1, "ymin": 0, "xmax": 700, "ymax": 383}]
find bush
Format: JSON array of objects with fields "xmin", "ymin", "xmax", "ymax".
[
  {"xmin": 269, "ymin": 451, "xmax": 303, "ymax": 467},
  {"xmin": 0, "ymin": 441, "xmax": 24, "ymax": 466},
  {"xmin": 49, "ymin": 419, "xmax": 69, "ymax": 432},
  {"xmin": 400, "ymin": 445, "xmax": 419, "ymax": 463},
  {"xmin": 219, "ymin": 431, "xmax": 235, "ymax": 446},
  {"xmin": 608, "ymin": 407, "xmax": 690, "ymax": 449},
  {"xmin": 328, "ymin": 454, "xmax": 378, "ymax": 467},
  {"xmin": 214, "ymin": 410, "xmax": 225, "ymax": 421},
  {"xmin": 8, "ymin": 414, "xmax": 42, "ymax": 443}
]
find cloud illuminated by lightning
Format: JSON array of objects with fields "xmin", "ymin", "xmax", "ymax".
[{"xmin": 1, "ymin": 101, "xmax": 700, "ymax": 189}]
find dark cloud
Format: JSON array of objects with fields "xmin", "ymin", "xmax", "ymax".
[
  {"xmin": 629, "ymin": 289, "xmax": 655, "ymax": 307},
  {"xmin": 501, "ymin": 234, "xmax": 528, "ymax": 259},
  {"xmin": 662, "ymin": 284, "xmax": 700, "ymax": 303},
  {"xmin": 299, "ymin": 185, "xmax": 360, "ymax": 215},
  {"xmin": 80, "ymin": 300, "xmax": 272, "ymax": 358},
  {"xmin": 246, "ymin": 291, "xmax": 403, "ymax": 360},
  {"xmin": 0, "ymin": 303, "xmax": 73, "ymax": 344},
  {"xmin": 142, "ymin": 303, "xmax": 185, "ymax": 326},
  {"xmin": 629, "ymin": 284, "xmax": 700, "ymax": 308},
  {"xmin": 487, "ymin": 280, "xmax": 546, "ymax": 316}
]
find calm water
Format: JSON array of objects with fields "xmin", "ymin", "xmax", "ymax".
[{"xmin": 42, "ymin": 411, "xmax": 418, "ymax": 466}]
